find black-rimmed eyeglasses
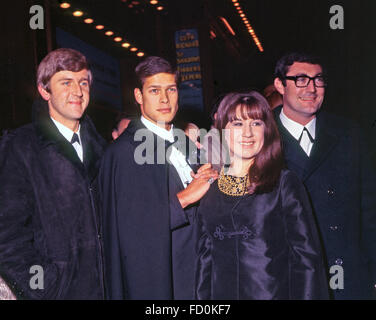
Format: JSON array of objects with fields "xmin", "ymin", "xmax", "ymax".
[{"xmin": 284, "ymin": 75, "xmax": 327, "ymax": 88}]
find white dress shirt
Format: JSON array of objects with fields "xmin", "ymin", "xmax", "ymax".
[
  {"xmin": 51, "ymin": 117, "xmax": 84, "ymax": 162},
  {"xmin": 279, "ymin": 108, "xmax": 316, "ymax": 156},
  {"xmin": 141, "ymin": 116, "xmax": 193, "ymax": 188}
]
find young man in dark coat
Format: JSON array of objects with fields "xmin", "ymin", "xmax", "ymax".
[
  {"xmin": 273, "ymin": 52, "xmax": 376, "ymax": 299},
  {"xmin": 100, "ymin": 56, "xmax": 218, "ymax": 299},
  {"xmin": 0, "ymin": 48, "xmax": 106, "ymax": 299}
]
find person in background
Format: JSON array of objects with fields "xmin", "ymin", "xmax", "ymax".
[
  {"xmin": 201, "ymin": 94, "xmax": 227, "ymax": 172},
  {"xmin": 111, "ymin": 112, "xmax": 133, "ymax": 140},
  {"xmin": 195, "ymin": 91, "xmax": 329, "ymax": 300},
  {"xmin": 263, "ymin": 83, "xmax": 283, "ymax": 110},
  {"xmin": 183, "ymin": 122, "xmax": 202, "ymax": 149}
]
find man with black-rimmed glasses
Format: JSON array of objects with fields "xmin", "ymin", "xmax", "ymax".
[{"xmin": 273, "ymin": 52, "xmax": 376, "ymax": 300}]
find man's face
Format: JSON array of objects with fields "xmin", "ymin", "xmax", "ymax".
[
  {"xmin": 38, "ymin": 69, "xmax": 90, "ymax": 131},
  {"xmin": 274, "ymin": 62, "xmax": 325, "ymax": 125},
  {"xmin": 134, "ymin": 72, "xmax": 178, "ymax": 130}
]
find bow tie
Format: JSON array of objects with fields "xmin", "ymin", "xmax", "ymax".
[{"xmin": 71, "ymin": 133, "xmax": 80, "ymax": 145}]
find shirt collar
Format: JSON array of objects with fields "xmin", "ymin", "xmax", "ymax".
[
  {"xmin": 50, "ymin": 117, "xmax": 81, "ymax": 143},
  {"xmin": 279, "ymin": 108, "xmax": 316, "ymax": 141},
  {"xmin": 140, "ymin": 116, "xmax": 174, "ymax": 143}
]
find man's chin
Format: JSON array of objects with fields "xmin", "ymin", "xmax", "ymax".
[{"xmin": 158, "ymin": 115, "xmax": 176, "ymax": 124}]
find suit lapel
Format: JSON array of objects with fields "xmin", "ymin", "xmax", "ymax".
[
  {"xmin": 276, "ymin": 113, "xmax": 310, "ymax": 180},
  {"xmin": 36, "ymin": 117, "xmax": 87, "ymax": 177},
  {"xmin": 302, "ymin": 114, "xmax": 339, "ymax": 181},
  {"xmin": 81, "ymin": 128, "xmax": 97, "ymax": 183},
  {"xmin": 275, "ymin": 107, "xmax": 340, "ymax": 181}
]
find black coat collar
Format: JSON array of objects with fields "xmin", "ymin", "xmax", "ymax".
[
  {"xmin": 125, "ymin": 119, "xmax": 200, "ymax": 172},
  {"xmin": 33, "ymin": 98, "xmax": 105, "ymax": 182},
  {"xmin": 274, "ymin": 106, "xmax": 339, "ymax": 181}
]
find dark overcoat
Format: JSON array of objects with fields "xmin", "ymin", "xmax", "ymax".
[
  {"xmin": 196, "ymin": 169, "xmax": 329, "ymax": 300},
  {"xmin": 100, "ymin": 119, "xmax": 199, "ymax": 300},
  {"xmin": 274, "ymin": 106, "xmax": 376, "ymax": 299},
  {"xmin": 0, "ymin": 100, "xmax": 106, "ymax": 299}
]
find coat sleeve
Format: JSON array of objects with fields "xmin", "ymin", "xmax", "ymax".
[
  {"xmin": 359, "ymin": 129, "xmax": 376, "ymax": 297},
  {"xmin": 0, "ymin": 135, "xmax": 63, "ymax": 299},
  {"xmin": 280, "ymin": 171, "xmax": 330, "ymax": 300},
  {"xmin": 195, "ymin": 211, "xmax": 212, "ymax": 300},
  {"xmin": 169, "ymin": 193, "xmax": 190, "ymax": 230},
  {"xmin": 99, "ymin": 146, "xmax": 127, "ymax": 300}
]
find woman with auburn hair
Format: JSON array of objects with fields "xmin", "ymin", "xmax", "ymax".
[{"xmin": 195, "ymin": 91, "xmax": 329, "ymax": 300}]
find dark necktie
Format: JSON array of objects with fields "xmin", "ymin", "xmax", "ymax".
[
  {"xmin": 71, "ymin": 133, "xmax": 80, "ymax": 145},
  {"xmin": 298, "ymin": 127, "xmax": 315, "ymax": 144}
]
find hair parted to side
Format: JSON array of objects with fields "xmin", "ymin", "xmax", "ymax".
[
  {"xmin": 37, "ymin": 48, "xmax": 92, "ymax": 92},
  {"xmin": 274, "ymin": 52, "xmax": 325, "ymax": 86},
  {"xmin": 215, "ymin": 91, "xmax": 285, "ymax": 194},
  {"xmin": 134, "ymin": 56, "xmax": 179, "ymax": 89}
]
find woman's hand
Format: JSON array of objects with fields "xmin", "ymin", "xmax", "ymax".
[{"xmin": 177, "ymin": 164, "xmax": 219, "ymax": 209}]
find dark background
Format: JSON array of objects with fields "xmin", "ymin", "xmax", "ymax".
[{"xmin": 0, "ymin": 0, "xmax": 375, "ymax": 144}]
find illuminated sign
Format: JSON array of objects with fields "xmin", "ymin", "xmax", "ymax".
[{"xmin": 175, "ymin": 29, "xmax": 204, "ymax": 112}]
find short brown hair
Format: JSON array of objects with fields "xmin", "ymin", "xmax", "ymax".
[
  {"xmin": 36, "ymin": 48, "xmax": 92, "ymax": 92},
  {"xmin": 215, "ymin": 91, "xmax": 284, "ymax": 194},
  {"xmin": 134, "ymin": 56, "xmax": 178, "ymax": 89}
]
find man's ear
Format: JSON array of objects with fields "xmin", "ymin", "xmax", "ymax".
[
  {"xmin": 38, "ymin": 85, "xmax": 50, "ymax": 101},
  {"xmin": 134, "ymin": 88, "xmax": 143, "ymax": 105},
  {"xmin": 274, "ymin": 78, "xmax": 285, "ymax": 95}
]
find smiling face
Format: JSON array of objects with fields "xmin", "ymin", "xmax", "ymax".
[
  {"xmin": 134, "ymin": 72, "xmax": 178, "ymax": 130},
  {"xmin": 38, "ymin": 69, "xmax": 90, "ymax": 132},
  {"xmin": 274, "ymin": 62, "xmax": 325, "ymax": 125},
  {"xmin": 225, "ymin": 105, "xmax": 265, "ymax": 171}
]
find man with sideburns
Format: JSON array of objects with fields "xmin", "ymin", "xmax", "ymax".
[
  {"xmin": 0, "ymin": 48, "xmax": 106, "ymax": 299},
  {"xmin": 273, "ymin": 52, "xmax": 376, "ymax": 299},
  {"xmin": 100, "ymin": 56, "xmax": 217, "ymax": 299}
]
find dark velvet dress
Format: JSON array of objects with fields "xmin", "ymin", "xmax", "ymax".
[{"xmin": 195, "ymin": 169, "xmax": 329, "ymax": 300}]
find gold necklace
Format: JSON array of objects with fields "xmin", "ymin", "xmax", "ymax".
[{"xmin": 218, "ymin": 168, "xmax": 250, "ymax": 196}]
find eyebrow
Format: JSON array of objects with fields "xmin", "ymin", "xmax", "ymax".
[
  {"xmin": 146, "ymin": 84, "xmax": 177, "ymax": 89},
  {"xmin": 293, "ymin": 72, "xmax": 323, "ymax": 77},
  {"xmin": 57, "ymin": 77, "xmax": 89, "ymax": 82}
]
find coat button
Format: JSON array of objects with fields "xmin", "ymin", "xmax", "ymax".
[
  {"xmin": 327, "ymin": 188, "xmax": 335, "ymax": 196},
  {"xmin": 329, "ymin": 225, "xmax": 338, "ymax": 231},
  {"xmin": 335, "ymin": 258, "xmax": 343, "ymax": 266}
]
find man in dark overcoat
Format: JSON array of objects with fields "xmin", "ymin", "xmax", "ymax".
[
  {"xmin": 273, "ymin": 52, "xmax": 376, "ymax": 299},
  {"xmin": 99, "ymin": 56, "xmax": 217, "ymax": 299},
  {"xmin": 0, "ymin": 48, "xmax": 106, "ymax": 299}
]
